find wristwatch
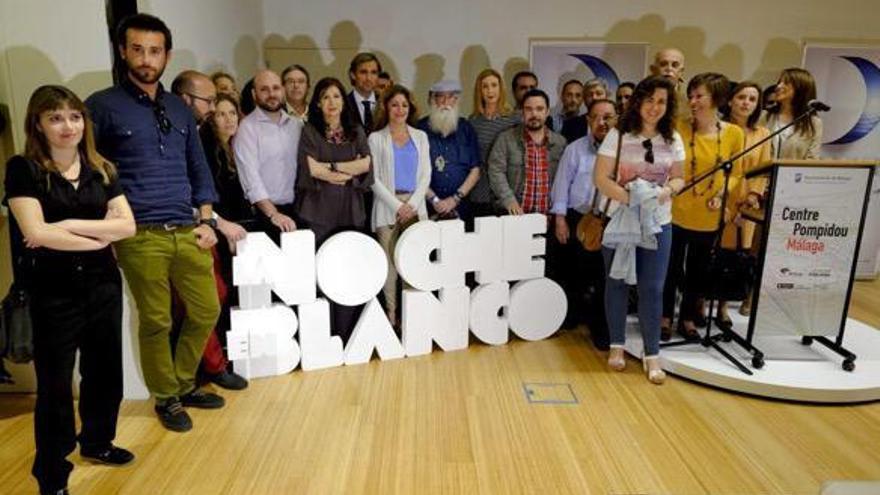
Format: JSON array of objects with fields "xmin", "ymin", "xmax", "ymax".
[{"xmin": 199, "ymin": 217, "xmax": 218, "ymax": 229}]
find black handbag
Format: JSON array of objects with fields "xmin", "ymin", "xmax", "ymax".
[
  {"xmin": 706, "ymin": 226, "xmax": 755, "ymax": 302},
  {"xmin": 1, "ymin": 189, "xmax": 35, "ymax": 364},
  {"xmin": 1, "ymin": 283, "xmax": 33, "ymax": 363}
]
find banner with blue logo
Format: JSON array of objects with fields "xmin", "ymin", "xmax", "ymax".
[
  {"xmin": 529, "ymin": 41, "xmax": 648, "ymax": 111},
  {"xmin": 804, "ymin": 44, "xmax": 880, "ymax": 278}
]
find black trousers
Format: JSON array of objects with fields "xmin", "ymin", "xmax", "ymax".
[
  {"xmin": 30, "ymin": 267, "xmax": 123, "ymax": 492},
  {"xmin": 662, "ymin": 225, "xmax": 716, "ymax": 322},
  {"xmin": 547, "ymin": 210, "xmax": 609, "ymax": 348}
]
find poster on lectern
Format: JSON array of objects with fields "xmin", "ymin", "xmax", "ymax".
[{"xmin": 755, "ymin": 166, "xmax": 870, "ymax": 336}]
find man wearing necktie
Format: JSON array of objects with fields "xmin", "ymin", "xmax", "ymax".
[{"xmin": 346, "ymin": 52, "xmax": 381, "ymax": 134}]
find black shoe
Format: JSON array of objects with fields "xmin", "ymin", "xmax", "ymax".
[
  {"xmin": 155, "ymin": 397, "xmax": 193, "ymax": 432},
  {"xmin": 40, "ymin": 488, "xmax": 69, "ymax": 495},
  {"xmin": 81, "ymin": 445, "xmax": 135, "ymax": 466},
  {"xmin": 180, "ymin": 389, "xmax": 225, "ymax": 409},
  {"xmin": 210, "ymin": 370, "xmax": 248, "ymax": 390}
]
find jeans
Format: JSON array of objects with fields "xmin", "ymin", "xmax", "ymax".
[{"xmin": 603, "ymin": 224, "xmax": 672, "ymax": 356}]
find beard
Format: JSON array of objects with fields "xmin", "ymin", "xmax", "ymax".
[
  {"xmin": 127, "ymin": 63, "xmax": 165, "ymax": 85},
  {"xmin": 524, "ymin": 116, "xmax": 544, "ymax": 131},
  {"xmin": 257, "ymin": 97, "xmax": 283, "ymax": 113},
  {"xmin": 428, "ymin": 104, "xmax": 460, "ymax": 137}
]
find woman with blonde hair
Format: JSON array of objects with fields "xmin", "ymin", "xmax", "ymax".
[
  {"xmin": 468, "ymin": 68, "xmax": 519, "ymax": 217},
  {"xmin": 4, "ymin": 85, "xmax": 136, "ymax": 494}
]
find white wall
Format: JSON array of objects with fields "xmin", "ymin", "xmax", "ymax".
[{"xmin": 138, "ymin": 0, "xmax": 265, "ymax": 87}]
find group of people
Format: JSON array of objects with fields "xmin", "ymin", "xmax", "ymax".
[{"xmin": 2, "ymin": 12, "xmax": 824, "ymax": 494}]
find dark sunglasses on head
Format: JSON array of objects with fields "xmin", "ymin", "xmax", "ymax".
[{"xmin": 642, "ymin": 139, "xmax": 654, "ymax": 164}]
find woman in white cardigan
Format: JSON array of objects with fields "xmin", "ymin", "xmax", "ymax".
[{"xmin": 368, "ymin": 85, "xmax": 431, "ymax": 325}]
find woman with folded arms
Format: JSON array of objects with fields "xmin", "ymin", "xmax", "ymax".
[
  {"xmin": 593, "ymin": 76, "xmax": 685, "ymax": 384},
  {"xmin": 368, "ymin": 85, "xmax": 431, "ymax": 325},
  {"xmin": 4, "ymin": 85, "xmax": 136, "ymax": 495},
  {"xmin": 296, "ymin": 77, "xmax": 374, "ymax": 342}
]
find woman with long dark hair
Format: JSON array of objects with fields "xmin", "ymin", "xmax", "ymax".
[
  {"xmin": 295, "ymin": 77, "xmax": 373, "ymax": 341},
  {"xmin": 4, "ymin": 85, "xmax": 136, "ymax": 494},
  {"xmin": 368, "ymin": 85, "xmax": 431, "ymax": 325},
  {"xmin": 593, "ymin": 76, "xmax": 686, "ymax": 384},
  {"xmin": 760, "ymin": 68, "xmax": 823, "ymax": 160}
]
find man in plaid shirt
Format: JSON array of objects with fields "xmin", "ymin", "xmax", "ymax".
[{"xmin": 488, "ymin": 89, "xmax": 567, "ymax": 215}]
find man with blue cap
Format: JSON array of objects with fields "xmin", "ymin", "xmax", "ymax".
[{"xmin": 417, "ymin": 79, "xmax": 481, "ymax": 223}]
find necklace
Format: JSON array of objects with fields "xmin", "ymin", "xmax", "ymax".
[{"xmin": 689, "ymin": 119, "xmax": 722, "ymax": 197}]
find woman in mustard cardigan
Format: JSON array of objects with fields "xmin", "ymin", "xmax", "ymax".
[{"xmin": 661, "ymin": 73, "xmax": 745, "ymax": 340}]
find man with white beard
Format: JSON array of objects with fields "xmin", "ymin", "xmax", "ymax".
[{"xmin": 416, "ymin": 80, "xmax": 481, "ymax": 223}]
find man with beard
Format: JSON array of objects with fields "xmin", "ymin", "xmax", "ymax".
[
  {"xmin": 512, "ymin": 71, "xmax": 539, "ymax": 110},
  {"xmin": 171, "ymin": 70, "xmax": 217, "ymax": 127},
  {"xmin": 172, "ymin": 69, "xmax": 250, "ymax": 392},
  {"xmin": 488, "ymin": 89, "xmax": 566, "ymax": 216},
  {"xmin": 234, "ymin": 69, "xmax": 303, "ymax": 240},
  {"xmin": 549, "ymin": 99, "xmax": 618, "ymax": 345},
  {"xmin": 416, "ymin": 80, "xmax": 481, "ymax": 223},
  {"xmin": 87, "ymin": 14, "xmax": 223, "ymax": 432}
]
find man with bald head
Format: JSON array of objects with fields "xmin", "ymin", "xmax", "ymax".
[
  {"xmin": 234, "ymin": 69, "xmax": 303, "ymax": 239},
  {"xmin": 650, "ymin": 48, "xmax": 689, "ymax": 119},
  {"xmin": 171, "ymin": 70, "xmax": 217, "ymax": 126}
]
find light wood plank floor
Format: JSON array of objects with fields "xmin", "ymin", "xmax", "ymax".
[{"xmin": 2, "ymin": 278, "xmax": 880, "ymax": 494}]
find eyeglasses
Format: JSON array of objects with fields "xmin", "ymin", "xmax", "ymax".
[
  {"xmin": 642, "ymin": 139, "xmax": 654, "ymax": 164},
  {"xmin": 153, "ymin": 102, "xmax": 172, "ymax": 135},
  {"xmin": 186, "ymin": 92, "xmax": 217, "ymax": 105}
]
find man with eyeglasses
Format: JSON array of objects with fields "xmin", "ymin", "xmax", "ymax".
[
  {"xmin": 87, "ymin": 13, "xmax": 224, "ymax": 433},
  {"xmin": 549, "ymin": 98, "xmax": 618, "ymax": 346},
  {"xmin": 171, "ymin": 70, "xmax": 217, "ymax": 127},
  {"xmin": 416, "ymin": 80, "xmax": 481, "ymax": 223}
]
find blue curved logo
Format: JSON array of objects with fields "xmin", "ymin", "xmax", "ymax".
[
  {"xmin": 567, "ymin": 54, "xmax": 620, "ymax": 89},
  {"xmin": 828, "ymin": 56, "xmax": 880, "ymax": 145}
]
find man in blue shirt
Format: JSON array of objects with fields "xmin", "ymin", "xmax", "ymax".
[
  {"xmin": 417, "ymin": 80, "xmax": 481, "ymax": 223},
  {"xmin": 87, "ymin": 14, "xmax": 223, "ymax": 432},
  {"xmin": 549, "ymin": 98, "xmax": 618, "ymax": 348}
]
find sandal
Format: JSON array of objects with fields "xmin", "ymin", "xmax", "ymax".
[
  {"xmin": 608, "ymin": 346, "xmax": 626, "ymax": 371},
  {"xmin": 642, "ymin": 355, "xmax": 666, "ymax": 385}
]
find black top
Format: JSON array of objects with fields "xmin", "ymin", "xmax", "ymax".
[
  {"xmin": 3, "ymin": 155, "xmax": 123, "ymax": 284},
  {"xmin": 560, "ymin": 115, "xmax": 588, "ymax": 144},
  {"xmin": 199, "ymin": 126, "xmax": 255, "ymax": 223}
]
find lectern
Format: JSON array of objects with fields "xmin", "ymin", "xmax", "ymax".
[{"xmin": 744, "ymin": 159, "xmax": 877, "ymax": 371}]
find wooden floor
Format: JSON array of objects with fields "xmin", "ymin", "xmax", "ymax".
[{"xmin": 2, "ymin": 278, "xmax": 880, "ymax": 494}]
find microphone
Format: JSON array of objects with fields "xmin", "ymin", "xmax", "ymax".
[{"xmin": 808, "ymin": 99, "xmax": 831, "ymax": 112}]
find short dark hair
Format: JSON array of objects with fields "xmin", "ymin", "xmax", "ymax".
[
  {"xmin": 512, "ymin": 71, "xmax": 538, "ymax": 92},
  {"xmin": 619, "ymin": 76, "xmax": 678, "ymax": 143},
  {"xmin": 521, "ymin": 88, "xmax": 549, "ymax": 108},
  {"xmin": 348, "ymin": 52, "xmax": 382, "ymax": 84},
  {"xmin": 721, "ymin": 81, "xmax": 764, "ymax": 130},
  {"xmin": 116, "ymin": 13, "xmax": 172, "ymax": 51},
  {"xmin": 587, "ymin": 98, "xmax": 617, "ymax": 115},
  {"xmin": 281, "ymin": 64, "xmax": 310, "ymax": 86},
  {"xmin": 686, "ymin": 72, "xmax": 730, "ymax": 109},
  {"xmin": 561, "ymin": 78, "xmax": 582, "ymax": 93},
  {"xmin": 378, "ymin": 72, "xmax": 392, "ymax": 80}
]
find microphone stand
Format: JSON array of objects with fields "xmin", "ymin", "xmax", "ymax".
[{"xmin": 659, "ymin": 106, "xmax": 822, "ymax": 374}]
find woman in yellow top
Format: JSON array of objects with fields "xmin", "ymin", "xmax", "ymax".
[
  {"xmin": 717, "ymin": 81, "xmax": 773, "ymax": 322},
  {"xmin": 661, "ymin": 73, "xmax": 745, "ymax": 340}
]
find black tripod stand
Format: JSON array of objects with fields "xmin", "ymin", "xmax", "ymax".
[{"xmin": 659, "ymin": 103, "xmax": 828, "ymax": 374}]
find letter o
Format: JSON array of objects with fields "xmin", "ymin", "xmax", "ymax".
[{"xmin": 316, "ymin": 231, "xmax": 387, "ymax": 306}]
